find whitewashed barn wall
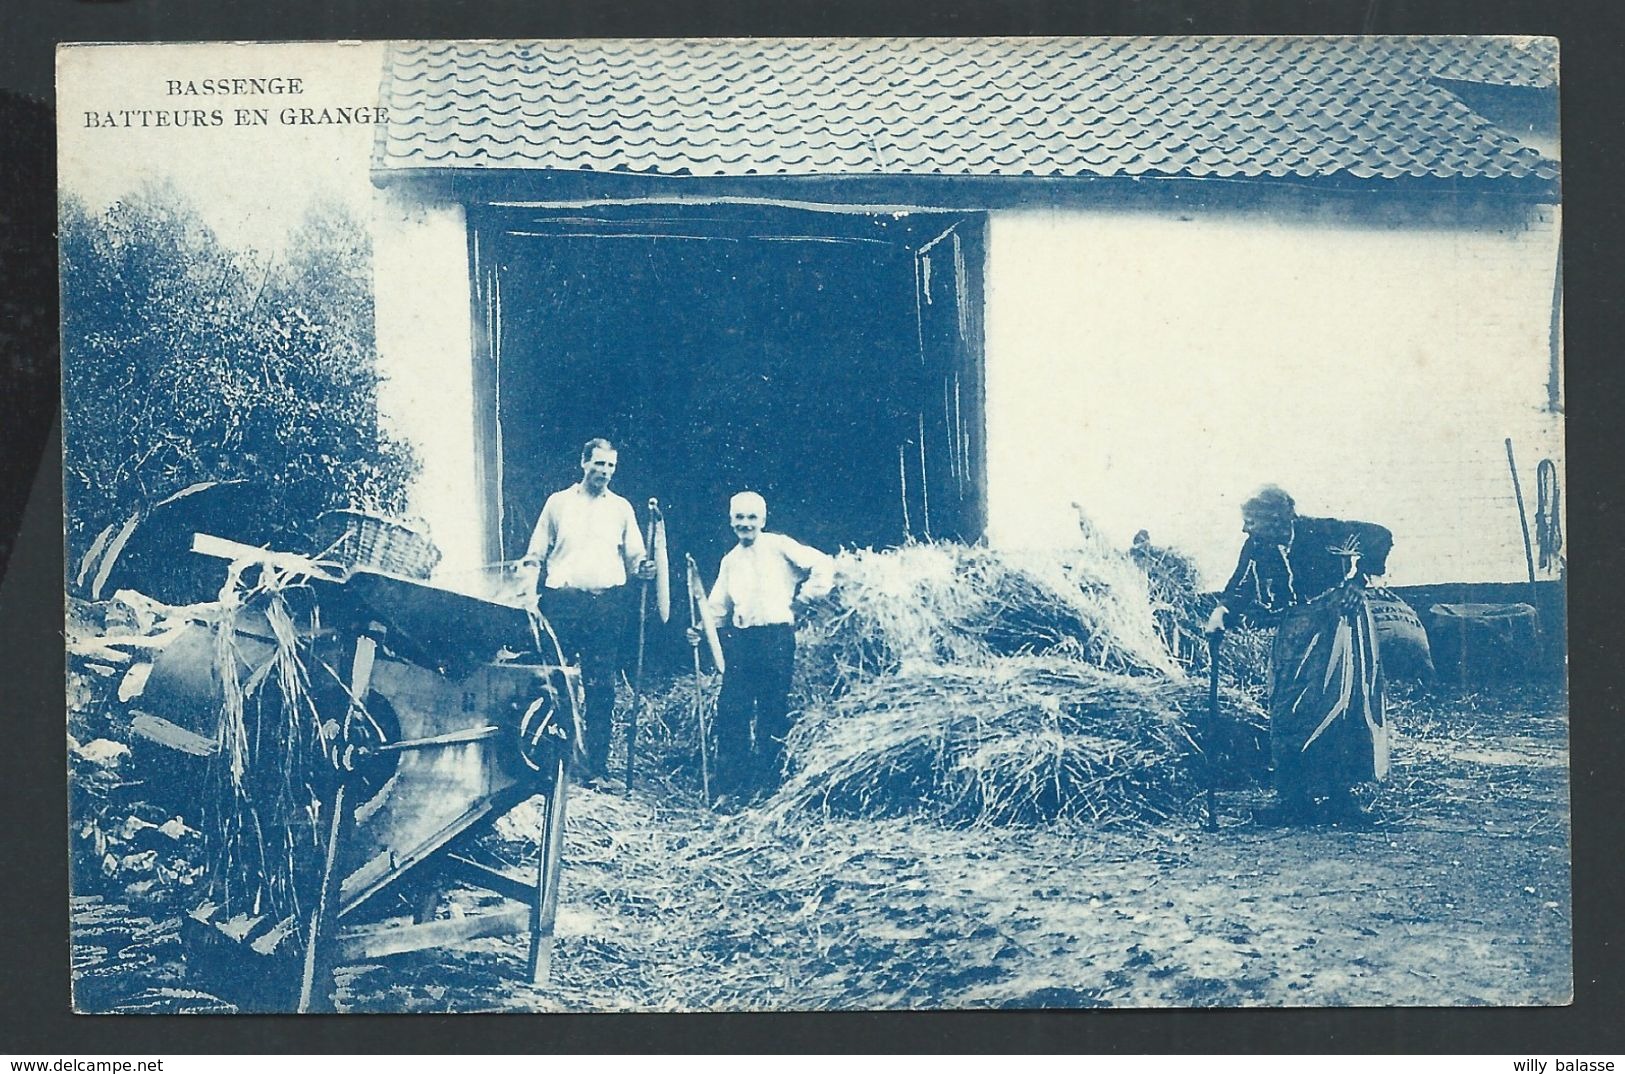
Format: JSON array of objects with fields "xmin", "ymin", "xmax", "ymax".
[
  {"xmin": 984, "ymin": 200, "xmax": 1563, "ymax": 587},
  {"xmin": 374, "ymin": 190, "xmax": 1562, "ymax": 591},
  {"xmin": 371, "ymin": 190, "xmax": 487, "ymax": 584}
]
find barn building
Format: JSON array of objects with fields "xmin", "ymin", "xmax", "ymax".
[{"xmin": 366, "ymin": 37, "xmax": 1561, "ymax": 592}]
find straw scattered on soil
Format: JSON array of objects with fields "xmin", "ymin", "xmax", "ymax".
[
  {"xmin": 325, "ymin": 676, "xmax": 1568, "ymax": 1012},
  {"xmin": 67, "ymin": 569, "xmax": 1570, "ymax": 1013},
  {"xmin": 455, "ymin": 787, "xmax": 1200, "ymax": 1012}
]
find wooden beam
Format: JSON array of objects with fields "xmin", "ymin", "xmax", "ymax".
[
  {"xmin": 130, "ymin": 713, "xmax": 217, "ymax": 757},
  {"xmin": 441, "ymin": 853, "xmax": 536, "ymax": 905},
  {"xmin": 297, "ymin": 778, "xmax": 356, "ymax": 1013},
  {"xmin": 191, "ymin": 532, "xmax": 343, "ymax": 579},
  {"xmin": 336, "ymin": 906, "xmax": 530, "ymax": 961},
  {"xmin": 530, "ymin": 759, "xmax": 570, "ymax": 985}
]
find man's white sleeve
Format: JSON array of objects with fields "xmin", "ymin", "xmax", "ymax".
[
  {"xmin": 521, "ymin": 495, "xmax": 558, "ymax": 590},
  {"xmin": 784, "ymin": 536, "xmax": 836, "ymax": 601},
  {"xmin": 527, "ymin": 495, "xmax": 558, "ymax": 558},
  {"xmin": 621, "ymin": 499, "xmax": 648, "ymax": 574},
  {"xmin": 704, "ymin": 558, "xmax": 733, "ymax": 631}
]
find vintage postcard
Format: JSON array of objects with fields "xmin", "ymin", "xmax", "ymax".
[{"xmin": 59, "ymin": 37, "xmax": 1568, "ymax": 1013}]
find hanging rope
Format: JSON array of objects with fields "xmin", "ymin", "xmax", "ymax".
[{"xmin": 1535, "ymin": 458, "xmax": 1563, "ymax": 572}]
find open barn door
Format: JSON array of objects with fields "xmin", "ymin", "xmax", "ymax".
[
  {"xmin": 903, "ymin": 220, "xmax": 988, "ymax": 543},
  {"xmin": 468, "ymin": 203, "xmax": 988, "ymax": 583}
]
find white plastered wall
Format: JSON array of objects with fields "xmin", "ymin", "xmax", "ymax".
[
  {"xmin": 372, "ymin": 187, "xmax": 485, "ymax": 585},
  {"xmin": 985, "ymin": 199, "xmax": 1563, "ymax": 587}
]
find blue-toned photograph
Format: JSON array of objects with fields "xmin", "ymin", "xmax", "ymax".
[{"xmin": 59, "ymin": 37, "xmax": 1568, "ymax": 1012}]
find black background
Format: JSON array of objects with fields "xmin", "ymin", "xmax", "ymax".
[{"xmin": 3, "ymin": 0, "xmax": 1621, "ymax": 1054}]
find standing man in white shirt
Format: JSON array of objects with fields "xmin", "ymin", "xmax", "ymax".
[
  {"xmin": 690, "ymin": 490, "xmax": 834, "ymax": 811},
  {"xmin": 521, "ymin": 437, "xmax": 655, "ymax": 785}
]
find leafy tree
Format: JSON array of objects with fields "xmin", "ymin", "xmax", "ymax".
[{"xmin": 61, "ymin": 184, "xmax": 417, "ymax": 568}]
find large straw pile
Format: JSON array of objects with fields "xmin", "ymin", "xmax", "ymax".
[
  {"xmin": 1130, "ymin": 536, "xmax": 1273, "ymax": 700},
  {"xmin": 793, "ymin": 537, "xmax": 1181, "ymax": 701},
  {"xmin": 769, "ymin": 654, "xmax": 1262, "ymax": 826},
  {"xmin": 635, "ymin": 524, "xmax": 1269, "ymax": 828}
]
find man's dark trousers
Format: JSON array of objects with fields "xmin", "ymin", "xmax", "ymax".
[
  {"xmin": 540, "ymin": 586, "xmax": 625, "ymax": 779},
  {"xmin": 714, "ymin": 624, "xmax": 797, "ymax": 799}
]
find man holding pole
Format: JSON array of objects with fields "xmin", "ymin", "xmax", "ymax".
[
  {"xmin": 520, "ymin": 437, "xmax": 656, "ymax": 787},
  {"xmin": 688, "ymin": 491, "xmax": 833, "ymax": 812}
]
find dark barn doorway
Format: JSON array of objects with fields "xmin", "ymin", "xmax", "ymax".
[{"xmin": 470, "ymin": 203, "xmax": 986, "ymax": 593}]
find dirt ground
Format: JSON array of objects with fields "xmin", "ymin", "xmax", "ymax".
[{"xmin": 71, "ymin": 680, "xmax": 1571, "ymax": 1012}]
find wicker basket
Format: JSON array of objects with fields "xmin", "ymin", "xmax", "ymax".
[{"xmin": 313, "ymin": 509, "xmax": 441, "ymax": 580}]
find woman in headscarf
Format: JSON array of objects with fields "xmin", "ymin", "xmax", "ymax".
[{"xmin": 1204, "ymin": 485, "xmax": 1392, "ymax": 826}]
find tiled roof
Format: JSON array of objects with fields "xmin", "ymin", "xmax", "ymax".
[{"xmin": 374, "ymin": 37, "xmax": 1558, "ymax": 185}]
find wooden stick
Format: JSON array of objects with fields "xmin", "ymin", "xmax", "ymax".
[
  {"xmin": 1505, "ymin": 438, "xmax": 1543, "ymax": 630},
  {"xmin": 694, "ymin": 637, "xmax": 710, "ymax": 804},
  {"xmin": 442, "ymin": 853, "xmax": 535, "ymax": 905},
  {"xmin": 686, "ymin": 554, "xmax": 713, "ymax": 802},
  {"xmin": 297, "ymin": 779, "xmax": 354, "ymax": 1013},
  {"xmin": 1205, "ymin": 632, "xmax": 1222, "ymax": 833},
  {"xmin": 625, "ymin": 499, "xmax": 660, "ymax": 794},
  {"xmin": 529, "ymin": 755, "xmax": 570, "ymax": 985}
]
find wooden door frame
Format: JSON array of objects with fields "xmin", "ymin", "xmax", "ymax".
[{"xmin": 466, "ymin": 200, "xmax": 989, "ymax": 561}]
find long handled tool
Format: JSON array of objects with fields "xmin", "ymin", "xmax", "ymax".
[
  {"xmin": 625, "ymin": 499, "xmax": 668, "ymax": 794},
  {"xmin": 686, "ymin": 553, "xmax": 719, "ymax": 802},
  {"xmin": 1505, "ymin": 438, "xmax": 1543, "ymax": 634},
  {"xmin": 1204, "ymin": 631, "xmax": 1222, "ymax": 832}
]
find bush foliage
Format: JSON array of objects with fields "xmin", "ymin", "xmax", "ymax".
[{"xmin": 60, "ymin": 184, "xmax": 417, "ymax": 566}]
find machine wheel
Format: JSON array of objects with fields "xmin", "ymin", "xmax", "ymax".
[
  {"xmin": 516, "ymin": 682, "xmax": 571, "ymax": 789},
  {"xmin": 315, "ymin": 687, "xmax": 400, "ymax": 806}
]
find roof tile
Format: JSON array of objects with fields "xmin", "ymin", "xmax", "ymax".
[{"xmin": 376, "ymin": 36, "xmax": 1559, "ymax": 185}]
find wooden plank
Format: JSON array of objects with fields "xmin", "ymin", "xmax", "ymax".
[
  {"xmin": 297, "ymin": 778, "xmax": 356, "ymax": 1014},
  {"xmin": 297, "ymin": 637, "xmax": 376, "ymax": 1014},
  {"xmin": 442, "ymin": 854, "xmax": 536, "ymax": 905},
  {"xmin": 336, "ymin": 906, "xmax": 530, "ymax": 961},
  {"xmin": 530, "ymin": 758, "xmax": 570, "ymax": 985},
  {"xmin": 191, "ymin": 532, "xmax": 342, "ymax": 579},
  {"xmin": 130, "ymin": 712, "xmax": 217, "ymax": 756},
  {"xmin": 340, "ymin": 797, "xmax": 497, "ymax": 914},
  {"xmin": 341, "ymin": 572, "xmax": 530, "ymax": 678}
]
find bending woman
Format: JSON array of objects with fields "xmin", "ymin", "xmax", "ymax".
[{"xmin": 1204, "ymin": 485, "xmax": 1392, "ymax": 826}]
